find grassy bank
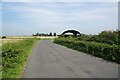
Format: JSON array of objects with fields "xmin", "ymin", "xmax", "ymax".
[
  {"xmin": 54, "ymin": 38, "xmax": 120, "ymax": 64},
  {"xmin": 2, "ymin": 38, "xmax": 39, "ymax": 78}
]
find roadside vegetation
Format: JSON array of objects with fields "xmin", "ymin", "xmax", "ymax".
[
  {"xmin": 2, "ymin": 38, "xmax": 39, "ymax": 78},
  {"xmin": 54, "ymin": 30, "xmax": 120, "ymax": 64}
]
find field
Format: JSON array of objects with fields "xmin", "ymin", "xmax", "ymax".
[
  {"xmin": 3, "ymin": 36, "xmax": 57, "ymax": 39},
  {"xmin": 0, "ymin": 39, "xmax": 23, "ymax": 46},
  {"xmin": 0, "ymin": 36, "xmax": 57, "ymax": 45},
  {"xmin": 0, "ymin": 36, "xmax": 57, "ymax": 47}
]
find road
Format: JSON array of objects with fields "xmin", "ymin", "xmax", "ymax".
[{"xmin": 23, "ymin": 40, "xmax": 118, "ymax": 78}]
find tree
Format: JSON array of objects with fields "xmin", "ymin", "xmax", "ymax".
[
  {"xmin": 2, "ymin": 36, "xmax": 6, "ymax": 39},
  {"xmin": 49, "ymin": 32, "xmax": 52, "ymax": 36},
  {"xmin": 53, "ymin": 32, "xmax": 56, "ymax": 36},
  {"xmin": 35, "ymin": 33, "xmax": 39, "ymax": 36}
]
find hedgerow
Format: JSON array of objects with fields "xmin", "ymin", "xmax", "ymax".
[
  {"xmin": 2, "ymin": 38, "xmax": 39, "ymax": 78},
  {"xmin": 54, "ymin": 38, "xmax": 120, "ymax": 63}
]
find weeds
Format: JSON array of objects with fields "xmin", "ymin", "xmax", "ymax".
[{"xmin": 2, "ymin": 38, "xmax": 39, "ymax": 78}]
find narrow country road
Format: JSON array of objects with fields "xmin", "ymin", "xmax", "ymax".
[{"xmin": 23, "ymin": 40, "xmax": 118, "ymax": 78}]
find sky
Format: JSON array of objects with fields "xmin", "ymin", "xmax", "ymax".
[
  {"xmin": 1, "ymin": 0, "xmax": 120, "ymax": 2},
  {"xmin": 0, "ymin": 1, "xmax": 119, "ymax": 36}
]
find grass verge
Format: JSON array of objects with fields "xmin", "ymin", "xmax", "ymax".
[{"xmin": 2, "ymin": 38, "xmax": 40, "ymax": 78}]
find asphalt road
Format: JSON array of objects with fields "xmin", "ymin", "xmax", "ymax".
[{"xmin": 23, "ymin": 40, "xmax": 118, "ymax": 78}]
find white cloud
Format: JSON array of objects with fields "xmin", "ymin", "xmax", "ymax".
[
  {"xmin": 2, "ymin": 2, "xmax": 118, "ymax": 35},
  {"xmin": 8, "ymin": 2, "xmax": 117, "ymax": 21}
]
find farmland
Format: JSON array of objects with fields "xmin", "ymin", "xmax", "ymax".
[
  {"xmin": 0, "ymin": 36, "xmax": 57, "ymax": 46},
  {"xmin": 0, "ymin": 39, "xmax": 23, "ymax": 46},
  {"xmin": 2, "ymin": 36, "xmax": 57, "ymax": 39}
]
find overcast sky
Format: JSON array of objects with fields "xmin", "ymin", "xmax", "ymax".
[{"xmin": 1, "ymin": 1, "xmax": 118, "ymax": 36}]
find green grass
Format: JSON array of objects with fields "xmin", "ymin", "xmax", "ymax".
[
  {"xmin": 2, "ymin": 38, "xmax": 40, "ymax": 78},
  {"xmin": 0, "ymin": 65, "xmax": 2, "ymax": 79},
  {"xmin": 0, "ymin": 39, "xmax": 2, "ymax": 79}
]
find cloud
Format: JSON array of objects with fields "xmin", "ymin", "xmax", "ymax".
[
  {"xmin": 5, "ymin": 2, "xmax": 117, "ymax": 21},
  {"xmin": 2, "ymin": 2, "xmax": 118, "ymax": 35},
  {"xmin": 1, "ymin": 0, "xmax": 120, "ymax": 2}
]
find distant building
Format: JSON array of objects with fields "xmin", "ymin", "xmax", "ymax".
[{"xmin": 61, "ymin": 30, "xmax": 81, "ymax": 37}]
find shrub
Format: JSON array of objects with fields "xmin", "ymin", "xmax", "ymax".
[
  {"xmin": 54, "ymin": 38, "xmax": 120, "ymax": 63},
  {"xmin": 2, "ymin": 38, "xmax": 39, "ymax": 78},
  {"xmin": 2, "ymin": 36, "xmax": 6, "ymax": 39}
]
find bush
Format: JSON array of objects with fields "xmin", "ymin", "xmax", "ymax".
[
  {"xmin": 2, "ymin": 36, "xmax": 6, "ymax": 39},
  {"xmin": 2, "ymin": 38, "xmax": 39, "ymax": 78},
  {"xmin": 54, "ymin": 38, "xmax": 120, "ymax": 63}
]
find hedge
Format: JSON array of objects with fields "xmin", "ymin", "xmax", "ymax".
[{"xmin": 54, "ymin": 38, "xmax": 120, "ymax": 63}]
